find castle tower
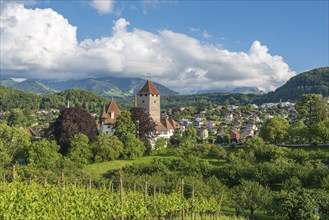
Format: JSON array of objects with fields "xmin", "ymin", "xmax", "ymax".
[{"xmin": 137, "ymin": 80, "xmax": 160, "ymax": 123}]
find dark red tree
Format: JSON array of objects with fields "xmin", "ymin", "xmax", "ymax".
[
  {"xmin": 131, "ymin": 107, "xmax": 156, "ymax": 141},
  {"xmin": 53, "ymin": 107, "xmax": 97, "ymax": 155}
]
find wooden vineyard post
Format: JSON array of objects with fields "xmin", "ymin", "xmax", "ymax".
[
  {"xmin": 153, "ymin": 184, "xmax": 156, "ymax": 199},
  {"xmin": 12, "ymin": 165, "xmax": 16, "ymax": 182},
  {"xmin": 144, "ymin": 181, "xmax": 148, "ymax": 207},
  {"xmin": 61, "ymin": 169, "xmax": 65, "ymax": 184},
  {"xmin": 181, "ymin": 178, "xmax": 185, "ymax": 220},
  {"xmin": 191, "ymin": 183, "xmax": 195, "ymax": 220},
  {"xmin": 119, "ymin": 175, "xmax": 124, "ymax": 220},
  {"xmin": 89, "ymin": 177, "xmax": 92, "ymax": 190}
]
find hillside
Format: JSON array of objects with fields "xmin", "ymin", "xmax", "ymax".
[
  {"xmin": 0, "ymin": 86, "xmax": 42, "ymax": 111},
  {"xmin": 1, "ymin": 78, "xmax": 57, "ymax": 95},
  {"xmin": 262, "ymin": 67, "xmax": 329, "ymax": 102},
  {"xmin": 1, "ymin": 77, "xmax": 178, "ymax": 97},
  {"xmin": 41, "ymin": 89, "xmax": 108, "ymax": 113},
  {"xmin": 40, "ymin": 77, "xmax": 179, "ymax": 97}
]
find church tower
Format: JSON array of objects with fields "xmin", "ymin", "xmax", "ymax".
[{"xmin": 137, "ymin": 80, "xmax": 161, "ymax": 123}]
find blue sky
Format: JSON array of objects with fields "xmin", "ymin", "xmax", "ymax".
[{"xmin": 1, "ymin": 0, "xmax": 328, "ymax": 92}]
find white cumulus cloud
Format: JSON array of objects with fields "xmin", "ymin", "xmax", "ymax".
[
  {"xmin": 90, "ymin": 0, "xmax": 115, "ymax": 14},
  {"xmin": 0, "ymin": 3, "xmax": 296, "ymax": 93}
]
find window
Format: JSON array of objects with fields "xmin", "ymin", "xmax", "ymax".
[
  {"xmin": 139, "ymin": 94, "xmax": 142, "ymax": 97},
  {"xmin": 154, "ymin": 101, "xmax": 156, "ymax": 103},
  {"xmin": 142, "ymin": 100, "xmax": 144, "ymax": 103},
  {"xmin": 145, "ymin": 94, "xmax": 147, "ymax": 96}
]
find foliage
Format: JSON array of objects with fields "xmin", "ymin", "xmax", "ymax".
[
  {"xmin": 41, "ymin": 89, "xmax": 108, "ymax": 113},
  {"xmin": 113, "ymin": 110, "xmax": 136, "ymax": 141},
  {"xmin": 0, "ymin": 86, "xmax": 41, "ymax": 111},
  {"xmin": 52, "ymin": 107, "xmax": 97, "ymax": 155},
  {"xmin": 262, "ymin": 66, "xmax": 329, "ymax": 102},
  {"xmin": 231, "ymin": 179, "xmax": 271, "ymax": 217},
  {"xmin": 22, "ymin": 139, "xmax": 62, "ymax": 180},
  {"xmin": 0, "ymin": 124, "xmax": 31, "ymax": 167},
  {"xmin": 114, "ymin": 110, "xmax": 145, "ymax": 159},
  {"xmin": 296, "ymin": 94, "xmax": 328, "ymax": 129},
  {"xmin": 68, "ymin": 134, "xmax": 92, "ymax": 167},
  {"xmin": 7, "ymin": 108, "xmax": 28, "ymax": 127},
  {"xmin": 259, "ymin": 117, "xmax": 289, "ymax": 144},
  {"xmin": 295, "ymin": 94, "xmax": 328, "ymax": 142},
  {"xmin": 121, "ymin": 133, "xmax": 145, "ymax": 159},
  {"xmin": 131, "ymin": 107, "xmax": 156, "ymax": 141},
  {"xmin": 272, "ymin": 189, "xmax": 320, "ymax": 220},
  {"xmin": 92, "ymin": 133, "xmax": 123, "ymax": 162},
  {"xmin": 0, "ymin": 181, "xmax": 235, "ymax": 220}
]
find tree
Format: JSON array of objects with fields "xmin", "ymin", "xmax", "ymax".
[
  {"xmin": 295, "ymin": 94, "xmax": 328, "ymax": 142},
  {"xmin": 23, "ymin": 139, "xmax": 62, "ymax": 180},
  {"xmin": 131, "ymin": 107, "xmax": 156, "ymax": 141},
  {"xmin": 315, "ymin": 118, "xmax": 329, "ymax": 142},
  {"xmin": 114, "ymin": 110, "xmax": 145, "ymax": 159},
  {"xmin": 259, "ymin": 117, "xmax": 289, "ymax": 144},
  {"xmin": 92, "ymin": 133, "xmax": 123, "ymax": 162},
  {"xmin": 272, "ymin": 189, "xmax": 319, "ymax": 220},
  {"xmin": 231, "ymin": 179, "xmax": 271, "ymax": 217},
  {"xmin": 7, "ymin": 108, "xmax": 27, "ymax": 127},
  {"xmin": 67, "ymin": 133, "xmax": 92, "ymax": 167},
  {"xmin": 114, "ymin": 110, "xmax": 136, "ymax": 141},
  {"xmin": 122, "ymin": 133, "xmax": 145, "ymax": 159},
  {"xmin": 0, "ymin": 124, "xmax": 31, "ymax": 167},
  {"xmin": 52, "ymin": 107, "xmax": 97, "ymax": 155},
  {"xmin": 288, "ymin": 121, "xmax": 308, "ymax": 143}
]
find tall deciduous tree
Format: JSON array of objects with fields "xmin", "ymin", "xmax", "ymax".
[
  {"xmin": 92, "ymin": 133, "xmax": 123, "ymax": 162},
  {"xmin": 231, "ymin": 179, "xmax": 271, "ymax": 217},
  {"xmin": 131, "ymin": 107, "xmax": 156, "ymax": 141},
  {"xmin": 114, "ymin": 110, "xmax": 145, "ymax": 159},
  {"xmin": 68, "ymin": 133, "xmax": 92, "ymax": 167},
  {"xmin": 259, "ymin": 117, "xmax": 289, "ymax": 144},
  {"xmin": 7, "ymin": 108, "xmax": 27, "ymax": 127},
  {"xmin": 53, "ymin": 107, "xmax": 97, "ymax": 155},
  {"xmin": 0, "ymin": 124, "xmax": 31, "ymax": 167},
  {"xmin": 295, "ymin": 94, "xmax": 328, "ymax": 141}
]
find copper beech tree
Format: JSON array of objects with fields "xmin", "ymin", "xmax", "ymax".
[{"xmin": 53, "ymin": 107, "xmax": 97, "ymax": 155}]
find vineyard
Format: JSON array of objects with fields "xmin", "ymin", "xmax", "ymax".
[{"xmin": 0, "ymin": 180, "xmax": 244, "ymax": 220}]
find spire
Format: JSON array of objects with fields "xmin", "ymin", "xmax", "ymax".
[
  {"xmin": 101, "ymin": 106, "xmax": 108, "ymax": 119},
  {"xmin": 107, "ymin": 98, "xmax": 121, "ymax": 116},
  {"xmin": 137, "ymin": 80, "xmax": 160, "ymax": 95}
]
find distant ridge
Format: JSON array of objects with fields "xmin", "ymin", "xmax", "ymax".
[
  {"xmin": 262, "ymin": 66, "xmax": 329, "ymax": 102},
  {"xmin": 1, "ymin": 77, "xmax": 179, "ymax": 97}
]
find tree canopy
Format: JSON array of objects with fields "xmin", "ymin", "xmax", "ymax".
[{"xmin": 53, "ymin": 107, "xmax": 97, "ymax": 155}]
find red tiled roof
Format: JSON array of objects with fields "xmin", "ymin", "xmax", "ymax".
[
  {"xmin": 107, "ymin": 98, "xmax": 121, "ymax": 116},
  {"xmin": 155, "ymin": 121, "xmax": 168, "ymax": 131},
  {"xmin": 168, "ymin": 118, "xmax": 180, "ymax": 129},
  {"xmin": 137, "ymin": 80, "xmax": 160, "ymax": 95},
  {"xmin": 162, "ymin": 118, "xmax": 174, "ymax": 130},
  {"xmin": 103, "ymin": 98, "xmax": 121, "ymax": 125}
]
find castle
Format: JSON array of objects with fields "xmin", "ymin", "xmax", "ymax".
[{"xmin": 100, "ymin": 80, "xmax": 180, "ymax": 141}]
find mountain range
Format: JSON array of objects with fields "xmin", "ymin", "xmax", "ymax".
[
  {"xmin": 0, "ymin": 77, "xmax": 179, "ymax": 97},
  {"xmin": 1, "ymin": 66, "xmax": 328, "ymax": 101},
  {"xmin": 0, "ymin": 77, "xmax": 264, "ymax": 97}
]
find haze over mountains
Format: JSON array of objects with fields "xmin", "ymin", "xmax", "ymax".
[{"xmin": 1, "ymin": 67, "xmax": 328, "ymax": 101}]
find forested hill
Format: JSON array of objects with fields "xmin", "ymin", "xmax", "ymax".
[
  {"xmin": 0, "ymin": 86, "xmax": 41, "ymax": 111},
  {"xmin": 0, "ymin": 86, "xmax": 108, "ymax": 113},
  {"xmin": 262, "ymin": 67, "xmax": 329, "ymax": 102}
]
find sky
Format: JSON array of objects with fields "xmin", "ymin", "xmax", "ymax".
[{"xmin": 0, "ymin": 0, "xmax": 328, "ymax": 93}]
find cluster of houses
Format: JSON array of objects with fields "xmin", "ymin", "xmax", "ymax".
[
  {"xmin": 169, "ymin": 101, "xmax": 297, "ymax": 143},
  {"xmin": 99, "ymin": 80, "xmax": 299, "ymax": 144}
]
